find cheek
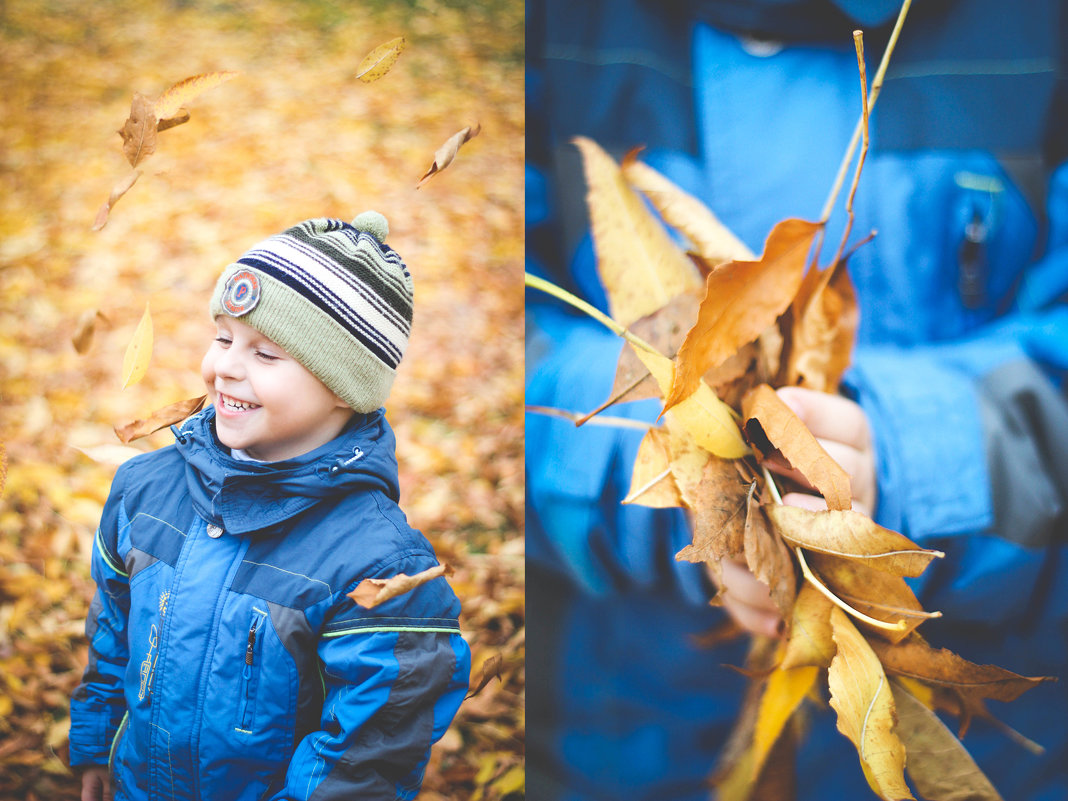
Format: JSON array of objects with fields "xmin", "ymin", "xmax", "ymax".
[{"xmin": 200, "ymin": 349, "xmax": 216, "ymax": 386}]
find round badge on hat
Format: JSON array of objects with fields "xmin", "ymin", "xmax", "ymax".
[{"xmin": 221, "ymin": 269, "xmax": 261, "ymax": 317}]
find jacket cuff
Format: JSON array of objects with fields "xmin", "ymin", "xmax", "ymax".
[{"xmin": 844, "ymin": 347, "xmax": 994, "ymax": 542}]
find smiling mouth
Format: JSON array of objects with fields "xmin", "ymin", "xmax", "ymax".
[{"xmin": 219, "ymin": 393, "xmax": 260, "ymax": 412}]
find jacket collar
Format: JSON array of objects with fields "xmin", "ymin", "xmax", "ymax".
[{"xmin": 172, "ymin": 406, "xmax": 400, "ymax": 535}]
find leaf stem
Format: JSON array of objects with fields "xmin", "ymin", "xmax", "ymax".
[
  {"xmin": 796, "ymin": 545, "xmax": 908, "ymax": 632},
  {"xmin": 525, "ymin": 404, "xmax": 655, "ymax": 431},
  {"xmin": 525, "ymin": 272, "xmax": 659, "ymax": 355},
  {"xmin": 819, "ymin": 0, "xmax": 912, "ymax": 225}
]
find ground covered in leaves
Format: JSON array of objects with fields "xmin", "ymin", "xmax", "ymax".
[{"xmin": 0, "ymin": 1, "xmax": 523, "ymax": 798}]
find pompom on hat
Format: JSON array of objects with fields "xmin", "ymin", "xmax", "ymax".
[{"xmin": 209, "ymin": 211, "xmax": 413, "ymax": 413}]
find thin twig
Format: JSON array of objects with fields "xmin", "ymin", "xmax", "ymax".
[{"xmin": 525, "ymin": 405, "xmax": 655, "ymax": 432}]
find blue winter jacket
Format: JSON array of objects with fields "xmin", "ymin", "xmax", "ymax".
[
  {"xmin": 527, "ymin": 0, "xmax": 1068, "ymax": 799},
  {"xmin": 69, "ymin": 407, "xmax": 471, "ymax": 801}
]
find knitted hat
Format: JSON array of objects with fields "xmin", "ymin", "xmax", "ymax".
[{"xmin": 209, "ymin": 212, "xmax": 413, "ymax": 413}]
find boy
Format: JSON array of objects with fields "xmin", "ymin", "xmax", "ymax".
[{"xmin": 69, "ymin": 212, "xmax": 471, "ymax": 801}]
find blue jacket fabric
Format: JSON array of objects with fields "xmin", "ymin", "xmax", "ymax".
[
  {"xmin": 527, "ymin": 0, "xmax": 1068, "ymax": 799},
  {"xmin": 69, "ymin": 407, "xmax": 470, "ymax": 801}
]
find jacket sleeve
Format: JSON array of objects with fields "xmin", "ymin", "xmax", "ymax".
[
  {"xmin": 271, "ymin": 555, "xmax": 470, "ymax": 801},
  {"xmin": 844, "ymin": 304, "xmax": 1068, "ymax": 625},
  {"xmin": 69, "ymin": 465, "xmax": 132, "ymax": 767}
]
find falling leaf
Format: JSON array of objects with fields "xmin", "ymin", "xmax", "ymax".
[
  {"xmin": 118, "ymin": 93, "xmax": 158, "ymax": 168},
  {"xmin": 869, "ymin": 635, "xmax": 1053, "ymax": 703},
  {"xmin": 572, "ymin": 136, "xmax": 702, "ymax": 326},
  {"xmin": 156, "ymin": 110, "xmax": 191, "ymax": 134},
  {"xmin": 74, "ymin": 444, "xmax": 144, "ymax": 466},
  {"xmin": 347, "ymin": 563, "xmax": 448, "ymax": 609},
  {"xmin": 781, "ymin": 583, "xmax": 835, "ymax": 669},
  {"xmin": 623, "ymin": 427, "xmax": 683, "ymax": 507},
  {"xmin": 752, "ymin": 664, "xmax": 819, "ymax": 780},
  {"xmin": 154, "ymin": 70, "xmax": 240, "ymax": 121},
  {"xmin": 121, "ymin": 302, "xmax": 153, "ymax": 389},
  {"xmin": 675, "ymin": 456, "xmax": 748, "ymax": 566},
  {"xmin": 827, "ymin": 607, "xmax": 913, "ymax": 801},
  {"xmin": 767, "ymin": 505, "xmax": 943, "ymax": 577},
  {"xmin": 71, "ymin": 309, "xmax": 110, "ymax": 354},
  {"xmin": 809, "ymin": 551, "xmax": 937, "ymax": 643},
  {"xmin": 742, "ymin": 383, "xmax": 852, "ymax": 510},
  {"xmin": 355, "ymin": 36, "xmax": 406, "ymax": 82},
  {"xmin": 621, "ymin": 151, "xmax": 755, "ymax": 265},
  {"xmin": 665, "ymin": 219, "xmax": 822, "ymax": 411},
  {"xmin": 114, "ymin": 395, "xmax": 208, "ymax": 443},
  {"xmin": 0, "ymin": 441, "xmax": 7, "ymax": 499},
  {"xmin": 92, "ymin": 170, "xmax": 141, "ymax": 231},
  {"xmin": 743, "ymin": 487, "xmax": 797, "ymax": 619},
  {"xmin": 891, "ymin": 681, "xmax": 1005, "ymax": 801},
  {"xmin": 467, "ymin": 652, "xmax": 503, "ymax": 699},
  {"xmin": 631, "ymin": 345, "xmax": 748, "ymax": 458},
  {"xmin": 417, "ymin": 123, "xmax": 482, "ymax": 188}
]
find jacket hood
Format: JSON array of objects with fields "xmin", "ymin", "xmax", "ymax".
[{"xmin": 172, "ymin": 406, "xmax": 401, "ymax": 535}]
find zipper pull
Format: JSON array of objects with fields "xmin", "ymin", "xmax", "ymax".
[{"xmin": 245, "ymin": 626, "xmax": 257, "ymax": 666}]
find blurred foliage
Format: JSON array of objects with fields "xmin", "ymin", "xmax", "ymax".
[{"xmin": 0, "ymin": 0, "xmax": 523, "ymax": 798}]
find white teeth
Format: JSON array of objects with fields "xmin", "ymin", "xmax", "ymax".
[{"xmin": 222, "ymin": 395, "xmax": 256, "ymax": 411}]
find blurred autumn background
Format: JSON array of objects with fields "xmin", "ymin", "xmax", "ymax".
[{"xmin": 0, "ymin": 0, "xmax": 523, "ymax": 798}]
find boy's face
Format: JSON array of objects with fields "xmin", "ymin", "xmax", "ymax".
[{"xmin": 201, "ymin": 317, "xmax": 353, "ymax": 461}]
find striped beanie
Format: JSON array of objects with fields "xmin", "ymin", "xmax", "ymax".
[{"xmin": 209, "ymin": 212, "xmax": 413, "ymax": 413}]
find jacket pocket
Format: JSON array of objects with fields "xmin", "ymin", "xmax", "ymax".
[{"xmin": 237, "ymin": 608, "xmax": 267, "ymax": 732}]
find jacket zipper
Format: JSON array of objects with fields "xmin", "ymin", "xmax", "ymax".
[
  {"xmin": 238, "ymin": 613, "xmax": 264, "ymax": 731},
  {"xmin": 108, "ymin": 710, "xmax": 130, "ymax": 774}
]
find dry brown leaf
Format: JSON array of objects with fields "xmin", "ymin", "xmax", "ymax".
[
  {"xmin": 347, "ymin": 563, "xmax": 449, "ymax": 609},
  {"xmin": 742, "ymin": 383, "xmax": 851, "ymax": 510},
  {"xmin": 154, "ymin": 70, "xmax": 240, "ymax": 120},
  {"xmin": 743, "ymin": 490, "xmax": 797, "ymax": 619},
  {"xmin": 466, "ymin": 652, "xmax": 503, "ymax": 699},
  {"xmin": 891, "ymin": 681, "xmax": 1005, "ymax": 801},
  {"xmin": 767, "ymin": 505, "xmax": 943, "ymax": 577},
  {"xmin": 870, "ymin": 635, "xmax": 1053, "ymax": 704},
  {"xmin": 573, "ymin": 136, "xmax": 702, "ymax": 327},
  {"xmin": 675, "ymin": 457, "xmax": 748, "ymax": 566},
  {"xmin": 665, "ymin": 418, "xmax": 715, "ymax": 508},
  {"xmin": 623, "ymin": 427, "xmax": 683, "ymax": 507},
  {"xmin": 114, "ymin": 395, "xmax": 208, "ymax": 443},
  {"xmin": 621, "ymin": 151, "xmax": 754, "ymax": 265},
  {"xmin": 417, "ymin": 123, "xmax": 481, "ymax": 188},
  {"xmin": 121, "ymin": 302, "xmax": 153, "ymax": 389},
  {"xmin": 828, "ymin": 607, "xmax": 913, "ymax": 801},
  {"xmin": 118, "ymin": 93, "xmax": 158, "ymax": 168},
  {"xmin": 631, "ymin": 345, "xmax": 749, "ymax": 458},
  {"xmin": 665, "ymin": 219, "xmax": 822, "ymax": 411},
  {"xmin": 355, "ymin": 36, "xmax": 406, "ymax": 82},
  {"xmin": 92, "ymin": 170, "xmax": 141, "ymax": 231},
  {"xmin": 809, "ymin": 552, "xmax": 937, "ymax": 644},
  {"xmin": 156, "ymin": 110, "xmax": 191, "ymax": 133},
  {"xmin": 785, "ymin": 259, "xmax": 859, "ymax": 392},
  {"xmin": 752, "ymin": 665, "xmax": 818, "ymax": 781},
  {"xmin": 781, "ymin": 583, "xmax": 835, "ymax": 669},
  {"xmin": 72, "ymin": 309, "xmax": 110, "ymax": 354}
]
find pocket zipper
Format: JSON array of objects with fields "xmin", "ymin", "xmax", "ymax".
[{"xmin": 238, "ymin": 613, "xmax": 264, "ymax": 731}]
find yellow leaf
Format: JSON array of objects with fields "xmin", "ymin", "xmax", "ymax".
[
  {"xmin": 574, "ymin": 136, "xmax": 702, "ymax": 327},
  {"xmin": 355, "ymin": 36, "xmax": 406, "ymax": 82},
  {"xmin": 623, "ymin": 427, "xmax": 683, "ymax": 507},
  {"xmin": 828, "ymin": 607, "xmax": 913, "ymax": 801},
  {"xmin": 631, "ymin": 346, "xmax": 748, "ymax": 458},
  {"xmin": 622, "ymin": 153, "xmax": 754, "ymax": 265},
  {"xmin": 121, "ymin": 302, "xmax": 153, "ymax": 389},
  {"xmin": 767, "ymin": 504, "xmax": 943, "ymax": 577},
  {"xmin": 74, "ymin": 445, "xmax": 143, "ymax": 466},
  {"xmin": 752, "ymin": 664, "xmax": 818, "ymax": 780},
  {"xmin": 154, "ymin": 71, "xmax": 240, "ymax": 121},
  {"xmin": 782, "ymin": 583, "xmax": 836, "ymax": 669}
]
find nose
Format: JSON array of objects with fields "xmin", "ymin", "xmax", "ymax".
[{"xmin": 212, "ymin": 342, "xmax": 245, "ymax": 381}]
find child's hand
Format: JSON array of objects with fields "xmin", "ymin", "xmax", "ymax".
[
  {"xmin": 80, "ymin": 765, "xmax": 113, "ymax": 801},
  {"xmin": 713, "ymin": 555, "xmax": 783, "ymax": 638},
  {"xmin": 774, "ymin": 386, "xmax": 877, "ymax": 516}
]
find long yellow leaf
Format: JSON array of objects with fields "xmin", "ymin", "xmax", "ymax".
[
  {"xmin": 154, "ymin": 71, "xmax": 240, "ymax": 120},
  {"xmin": 828, "ymin": 607, "xmax": 913, "ymax": 801},
  {"xmin": 752, "ymin": 665, "xmax": 818, "ymax": 780},
  {"xmin": 121, "ymin": 302, "xmax": 153, "ymax": 389},
  {"xmin": 355, "ymin": 36, "xmax": 406, "ymax": 82},
  {"xmin": 631, "ymin": 346, "xmax": 748, "ymax": 458},
  {"xmin": 575, "ymin": 136, "xmax": 701, "ymax": 327}
]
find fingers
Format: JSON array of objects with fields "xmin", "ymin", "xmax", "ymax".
[
  {"xmin": 776, "ymin": 386, "xmax": 870, "ymax": 451},
  {"xmin": 713, "ymin": 558, "xmax": 783, "ymax": 638}
]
